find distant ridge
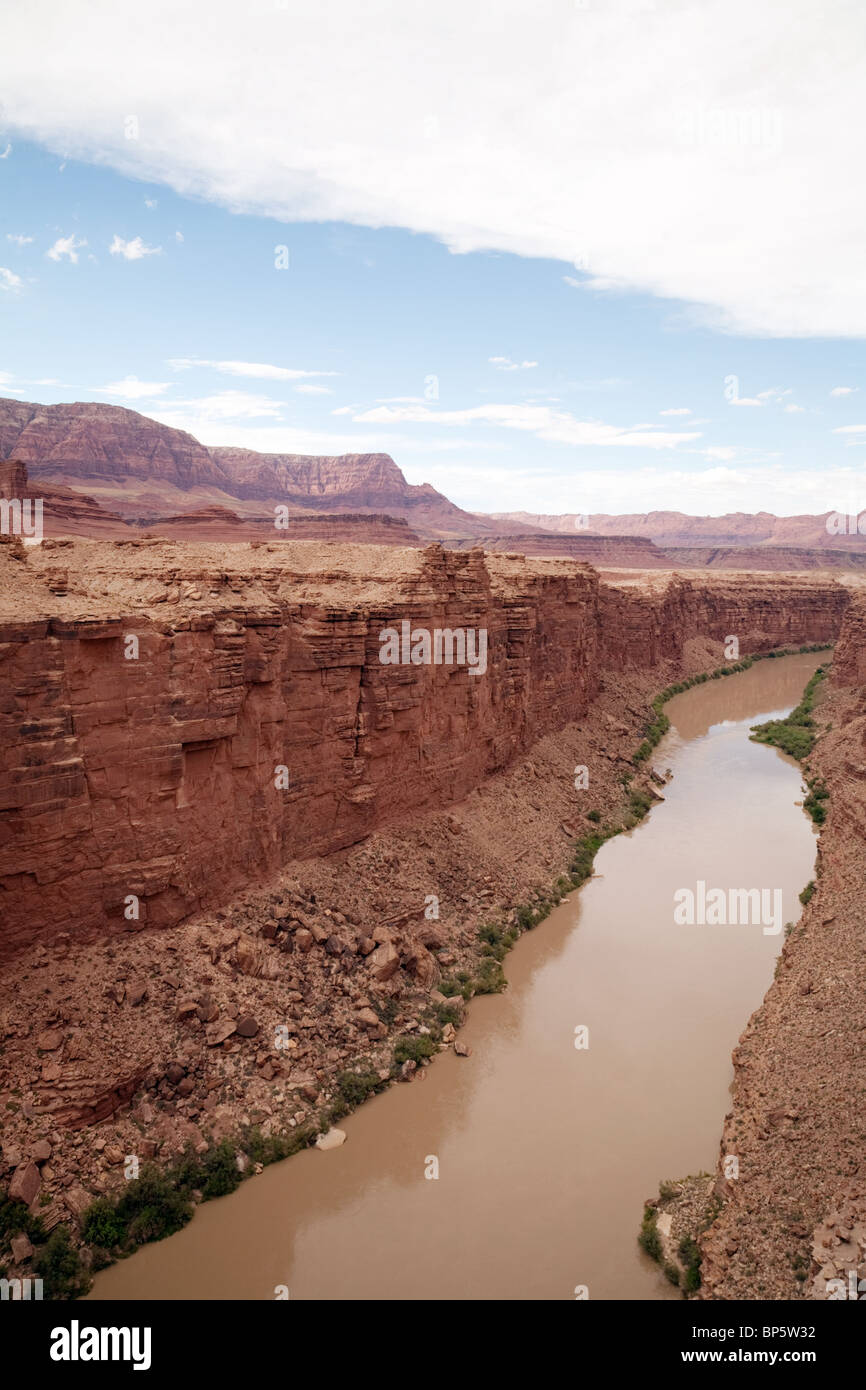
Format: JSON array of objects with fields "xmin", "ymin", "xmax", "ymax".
[
  {"xmin": 0, "ymin": 396, "xmax": 496, "ymax": 540},
  {"xmin": 484, "ymin": 508, "xmax": 866, "ymax": 550}
]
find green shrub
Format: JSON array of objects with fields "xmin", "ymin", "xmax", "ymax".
[
  {"xmin": 394, "ymin": 1034, "xmax": 436, "ymax": 1066},
  {"xmin": 638, "ymin": 1206, "xmax": 662, "ymax": 1262},
  {"xmin": 679, "ymin": 1236, "xmax": 702, "ymax": 1293},
  {"xmin": 82, "ymin": 1198, "xmax": 126, "ymax": 1251},
  {"xmin": 33, "ymin": 1226, "xmax": 89, "ymax": 1300},
  {"xmin": 200, "ymin": 1141, "xmax": 242, "ymax": 1201},
  {"xmin": 336, "ymin": 1069, "xmax": 383, "ymax": 1109},
  {"xmin": 474, "ymin": 957, "xmax": 506, "ymax": 994},
  {"xmin": 0, "ymin": 1191, "xmax": 45, "ymax": 1248}
]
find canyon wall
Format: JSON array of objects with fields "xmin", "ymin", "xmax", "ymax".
[{"xmin": 0, "ymin": 542, "xmax": 850, "ymax": 961}]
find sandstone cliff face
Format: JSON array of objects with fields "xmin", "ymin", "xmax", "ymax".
[
  {"xmin": 0, "ymin": 544, "xmax": 850, "ymax": 961},
  {"xmin": 0, "ymin": 400, "xmax": 221, "ymax": 490}
]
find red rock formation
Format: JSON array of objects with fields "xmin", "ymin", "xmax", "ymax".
[
  {"xmin": 0, "ymin": 538, "xmax": 849, "ymax": 961},
  {"xmin": 0, "ymin": 396, "xmax": 489, "ymax": 539},
  {"xmin": 34, "ymin": 1064, "xmax": 153, "ymax": 1130},
  {"xmin": 210, "ymin": 446, "xmax": 486, "ymax": 536},
  {"xmin": 0, "ymin": 458, "xmax": 133, "ymax": 539},
  {"xmin": 0, "ymin": 399, "xmax": 222, "ymax": 489}
]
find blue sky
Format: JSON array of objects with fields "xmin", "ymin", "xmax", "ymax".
[{"xmin": 2, "ymin": 0, "xmax": 866, "ymax": 517}]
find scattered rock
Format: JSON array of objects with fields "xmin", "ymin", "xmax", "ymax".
[
  {"xmin": 368, "ymin": 941, "xmax": 399, "ymax": 982},
  {"xmin": 206, "ymin": 1019, "xmax": 237, "ymax": 1047},
  {"xmin": 9, "ymin": 1162, "xmax": 41, "ymax": 1206},
  {"xmin": 11, "ymin": 1233, "xmax": 34, "ymax": 1263},
  {"xmin": 315, "ymin": 1127, "xmax": 347, "ymax": 1151}
]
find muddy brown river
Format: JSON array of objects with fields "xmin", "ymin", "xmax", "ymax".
[{"xmin": 91, "ymin": 652, "xmax": 821, "ymax": 1301}]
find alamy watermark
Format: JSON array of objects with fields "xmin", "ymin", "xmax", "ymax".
[
  {"xmin": 826, "ymin": 510, "xmax": 866, "ymax": 536},
  {"xmin": 378, "ymin": 621, "xmax": 488, "ymax": 676},
  {"xmin": 674, "ymin": 880, "xmax": 783, "ymax": 936},
  {"xmin": 0, "ymin": 496, "xmax": 43, "ymax": 542}
]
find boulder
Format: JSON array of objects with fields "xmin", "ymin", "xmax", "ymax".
[
  {"xmin": 315, "ymin": 1127, "xmax": 346, "ymax": 1151},
  {"xmin": 9, "ymin": 1162, "xmax": 41, "ymax": 1206},
  {"xmin": 11, "ymin": 1233, "xmax": 34, "ymax": 1263},
  {"xmin": 368, "ymin": 942, "xmax": 399, "ymax": 982}
]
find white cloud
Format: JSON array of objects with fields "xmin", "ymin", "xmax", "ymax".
[
  {"xmin": 784, "ymin": 403, "xmax": 806, "ymax": 412},
  {"xmin": 144, "ymin": 198, "xmax": 158, "ymax": 209},
  {"xmin": 729, "ymin": 397, "xmax": 764, "ymax": 407},
  {"xmin": 96, "ymin": 375, "xmax": 171, "ymax": 399},
  {"xmin": 0, "ymin": 267, "xmax": 23, "ymax": 291},
  {"xmin": 152, "ymin": 390, "xmax": 286, "ymax": 426},
  {"xmin": 489, "ymin": 356, "xmax": 538, "ymax": 371},
  {"xmin": 352, "ymin": 401, "xmax": 700, "ymax": 450},
  {"xmin": 175, "ymin": 231, "xmax": 184, "ymax": 242},
  {"xmin": 109, "ymin": 234, "xmax": 161, "ymax": 260},
  {"xmin": 0, "ymin": 143, "xmax": 11, "ymax": 160},
  {"xmin": 6, "ymin": 233, "xmax": 33, "ymax": 247},
  {"xmin": 46, "ymin": 234, "xmax": 86, "ymax": 263},
  {"xmin": 293, "ymin": 383, "xmax": 333, "ymax": 395},
  {"xmin": 830, "ymin": 386, "xmax": 857, "ymax": 395},
  {"xmin": 660, "ymin": 407, "xmax": 691, "ymax": 416},
  {"xmin": 832, "ymin": 424, "xmax": 866, "ymax": 434},
  {"xmin": 2, "ymin": 1, "xmax": 866, "ymax": 335},
  {"xmin": 168, "ymin": 357, "xmax": 337, "ymax": 381},
  {"xmin": 145, "ymin": 409, "xmax": 402, "ymax": 456}
]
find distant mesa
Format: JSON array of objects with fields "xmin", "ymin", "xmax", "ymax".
[{"xmin": 0, "ymin": 396, "xmax": 486, "ymax": 540}]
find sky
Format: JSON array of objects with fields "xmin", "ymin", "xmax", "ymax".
[{"xmin": 1, "ymin": 0, "xmax": 866, "ymax": 517}]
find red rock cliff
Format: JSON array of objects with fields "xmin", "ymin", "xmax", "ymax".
[{"xmin": 0, "ymin": 544, "xmax": 849, "ymax": 959}]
